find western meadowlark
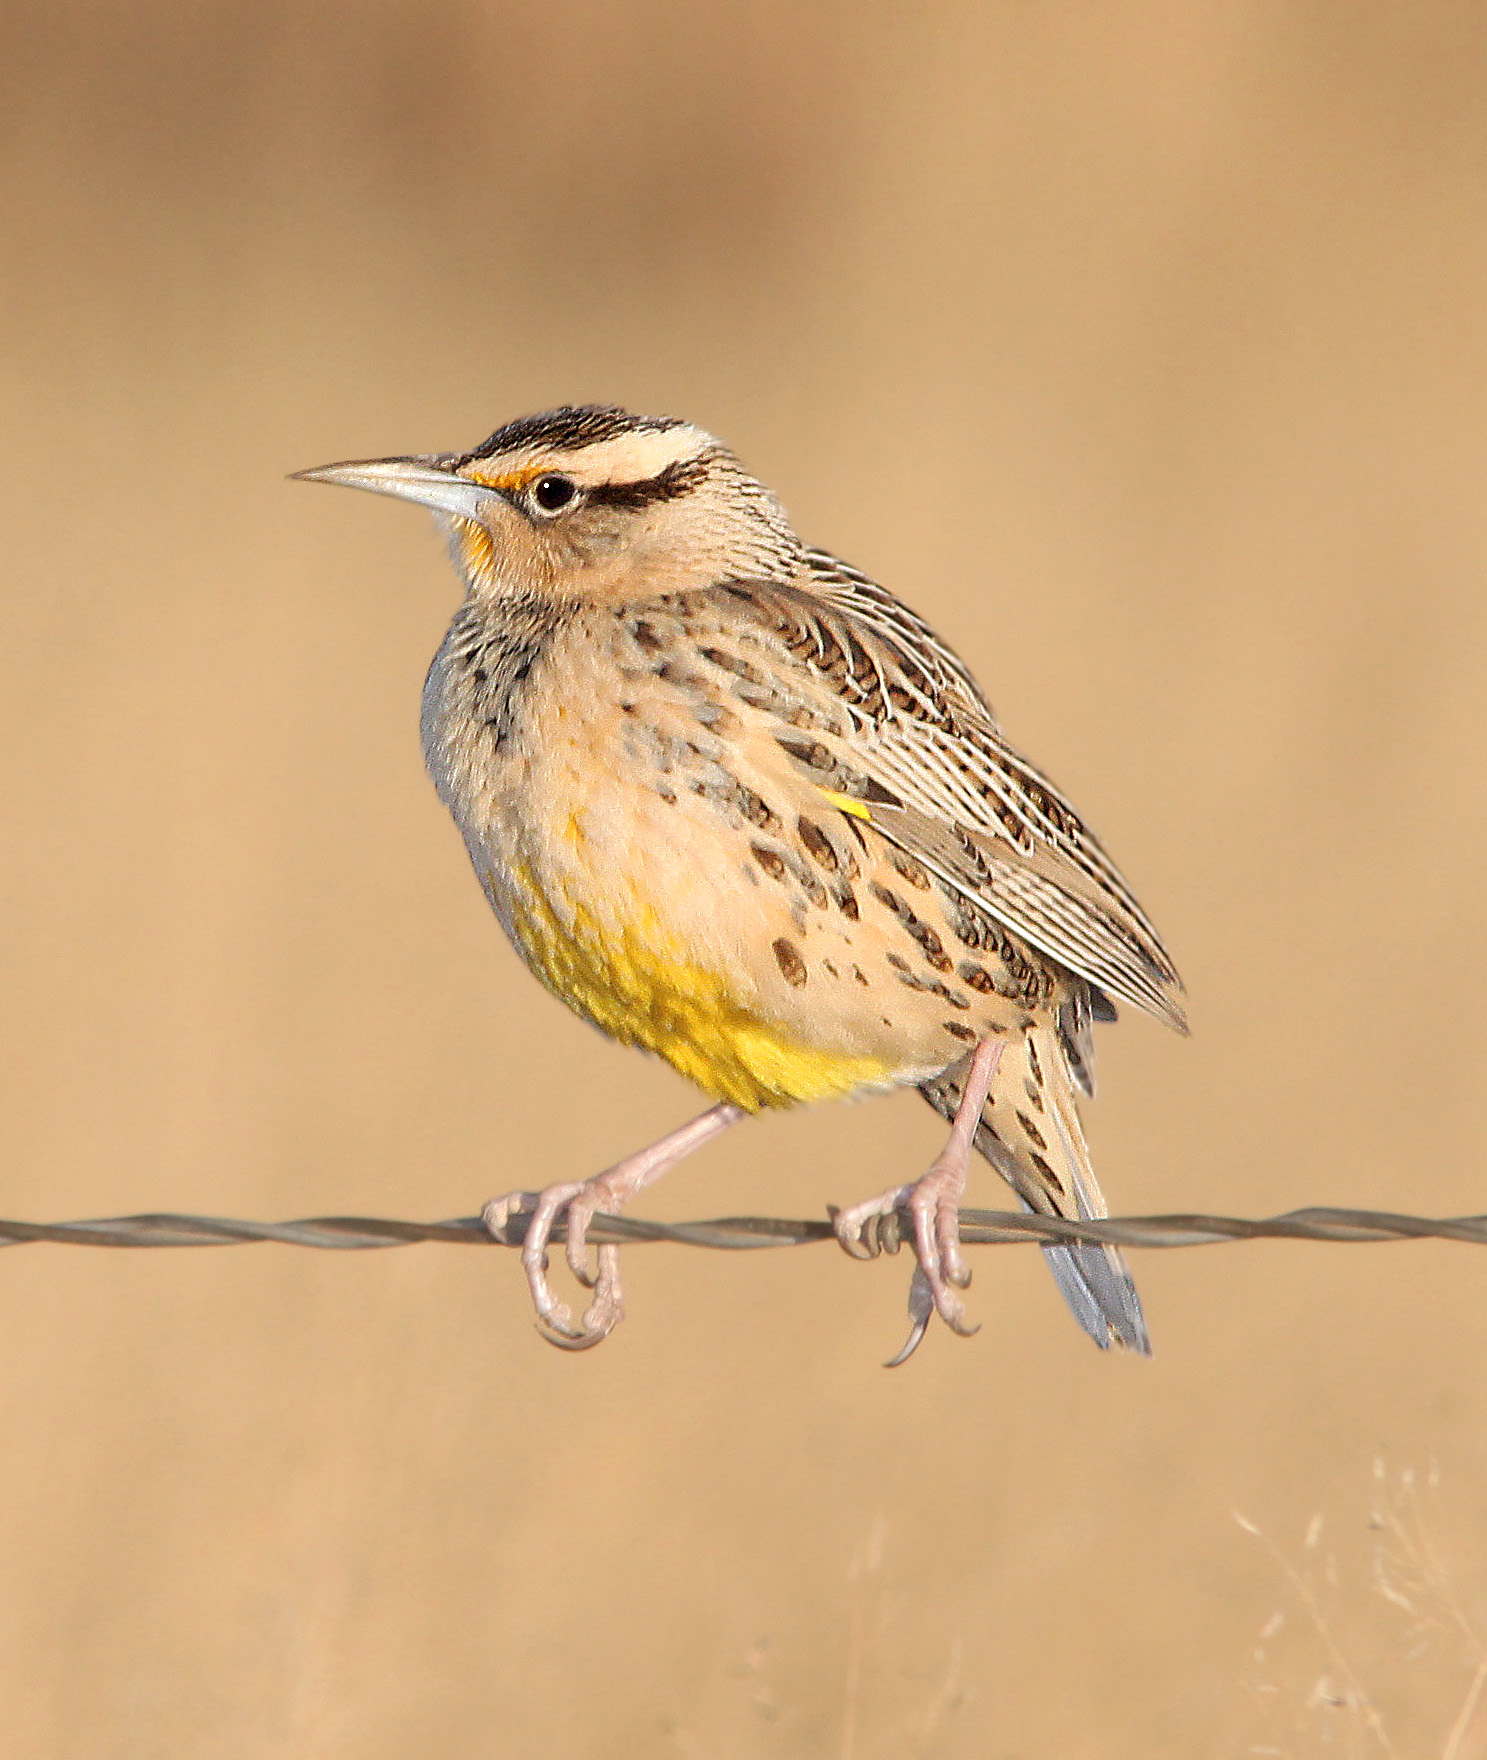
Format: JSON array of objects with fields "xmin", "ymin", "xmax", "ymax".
[{"xmin": 295, "ymin": 406, "xmax": 1185, "ymax": 1360}]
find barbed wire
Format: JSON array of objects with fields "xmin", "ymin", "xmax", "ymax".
[{"xmin": 0, "ymin": 1204, "xmax": 1484, "ymax": 1253}]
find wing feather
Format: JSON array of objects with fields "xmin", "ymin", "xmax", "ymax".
[{"xmin": 740, "ymin": 552, "xmax": 1188, "ymax": 1032}]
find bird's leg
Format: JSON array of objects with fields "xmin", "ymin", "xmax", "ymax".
[
  {"xmin": 832, "ymin": 1036, "xmax": 1005, "ymax": 1364},
  {"xmin": 483, "ymin": 1102, "xmax": 744, "ymax": 1350}
]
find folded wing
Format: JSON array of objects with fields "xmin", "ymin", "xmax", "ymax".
[{"xmin": 751, "ymin": 552, "xmax": 1188, "ymax": 1034}]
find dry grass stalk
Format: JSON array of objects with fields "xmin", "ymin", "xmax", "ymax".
[{"xmin": 1237, "ymin": 1459, "xmax": 1486, "ymax": 1759}]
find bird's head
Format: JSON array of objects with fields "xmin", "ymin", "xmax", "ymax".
[{"xmin": 294, "ymin": 405, "xmax": 798, "ymax": 603}]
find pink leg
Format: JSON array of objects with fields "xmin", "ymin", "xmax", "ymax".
[
  {"xmin": 831, "ymin": 1036, "xmax": 1005, "ymax": 1365},
  {"xmin": 483, "ymin": 1102, "xmax": 744, "ymax": 1350}
]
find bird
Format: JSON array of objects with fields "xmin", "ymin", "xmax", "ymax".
[{"xmin": 294, "ymin": 405, "xmax": 1185, "ymax": 1361}]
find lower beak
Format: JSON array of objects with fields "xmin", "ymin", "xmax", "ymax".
[{"xmin": 290, "ymin": 456, "xmax": 500, "ymax": 523}]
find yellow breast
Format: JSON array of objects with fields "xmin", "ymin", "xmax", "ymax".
[{"xmin": 502, "ymin": 861, "xmax": 891, "ymax": 1112}]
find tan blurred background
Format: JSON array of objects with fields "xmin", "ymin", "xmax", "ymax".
[{"xmin": 3, "ymin": 3, "xmax": 1487, "ymax": 1754}]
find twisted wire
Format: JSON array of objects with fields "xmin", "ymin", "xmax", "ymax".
[{"xmin": 0, "ymin": 1205, "xmax": 1483, "ymax": 1252}]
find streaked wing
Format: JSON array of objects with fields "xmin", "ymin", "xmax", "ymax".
[{"xmin": 740, "ymin": 549, "xmax": 1187, "ymax": 1032}]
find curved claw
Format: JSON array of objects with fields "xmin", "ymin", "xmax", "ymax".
[
  {"xmin": 534, "ymin": 1244, "xmax": 624, "ymax": 1351},
  {"xmin": 834, "ymin": 1228, "xmax": 879, "ymax": 1263},
  {"xmin": 535, "ymin": 1316, "xmax": 611, "ymax": 1352},
  {"xmin": 528, "ymin": 1279, "xmax": 585, "ymax": 1344},
  {"xmin": 885, "ymin": 1268, "xmax": 935, "ymax": 1367},
  {"xmin": 883, "ymin": 1260, "xmax": 981, "ymax": 1366},
  {"xmin": 839, "ymin": 1238, "xmax": 879, "ymax": 1263},
  {"xmin": 884, "ymin": 1317, "xmax": 931, "ymax": 1368}
]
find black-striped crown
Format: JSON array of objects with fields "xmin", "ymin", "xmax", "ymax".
[{"xmin": 457, "ymin": 405, "xmax": 685, "ymax": 466}]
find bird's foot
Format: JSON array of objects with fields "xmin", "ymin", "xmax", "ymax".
[
  {"xmin": 834, "ymin": 1156, "xmax": 978, "ymax": 1364},
  {"xmin": 482, "ymin": 1175, "xmax": 630, "ymax": 1350},
  {"xmin": 482, "ymin": 1101, "xmax": 745, "ymax": 1352}
]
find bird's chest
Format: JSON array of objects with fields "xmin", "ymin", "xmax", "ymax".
[
  {"xmin": 422, "ymin": 607, "xmax": 739, "ymax": 1008},
  {"xmin": 418, "ymin": 602, "xmax": 905, "ymax": 1107}
]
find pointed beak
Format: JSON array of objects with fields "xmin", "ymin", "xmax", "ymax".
[{"xmin": 290, "ymin": 456, "xmax": 501, "ymax": 522}]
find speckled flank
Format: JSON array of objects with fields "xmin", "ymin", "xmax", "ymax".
[
  {"xmin": 501, "ymin": 856, "xmax": 890, "ymax": 1111},
  {"xmin": 423, "ymin": 582, "xmax": 1088, "ymax": 1112}
]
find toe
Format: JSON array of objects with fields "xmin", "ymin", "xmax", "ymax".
[
  {"xmin": 532, "ymin": 1244, "xmax": 624, "ymax": 1351},
  {"xmin": 481, "ymin": 1192, "xmax": 536, "ymax": 1242},
  {"xmin": 529, "ymin": 1265, "xmax": 608, "ymax": 1349},
  {"xmin": 831, "ymin": 1188, "xmax": 911, "ymax": 1261},
  {"xmin": 579, "ymin": 1246, "xmax": 625, "ymax": 1341},
  {"xmin": 564, "ymin": 1199, "xmax": 599, "ymax": 1288},
  {"xmin": 530, "ymin": 1289, "xmax": 583, "ymax": 1344},
  {"xmin": 907, "ymin": 1188, "xmax": 979, "ymax": 1338},
  {"xmin": 938, "ymin": 1209, "xmax": 972, "ymax": 1290},
  {"xmin": 831, "ymin": 1211, "xmax": 881, "ymax": 1261},
  {"xmin": 923, "ymin": 1260, "xmax": 978, "ymax": 1336}
]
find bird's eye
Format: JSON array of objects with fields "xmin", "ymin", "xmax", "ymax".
[{"xmin": 532, "ymin": 473, "xmax": 577, "ymax": 513}]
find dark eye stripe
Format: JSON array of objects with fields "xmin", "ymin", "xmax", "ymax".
[{"xmin": 584, "ymin": 456, "xmax": 709, "ymax": 511}]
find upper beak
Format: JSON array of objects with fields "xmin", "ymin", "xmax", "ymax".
[{"xmin": 290, "ymin": 455, "xmax": 501, "ymax": 523}]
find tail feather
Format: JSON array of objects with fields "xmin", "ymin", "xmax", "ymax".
[{"xmin": 918, "ymin": 1008, "xmax": 1151, "ymax": 1355}]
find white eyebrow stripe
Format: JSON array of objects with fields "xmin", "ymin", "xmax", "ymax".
[{"xmin": 494, "ymin": 425, "xmax": 716, "ymax": 483}]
